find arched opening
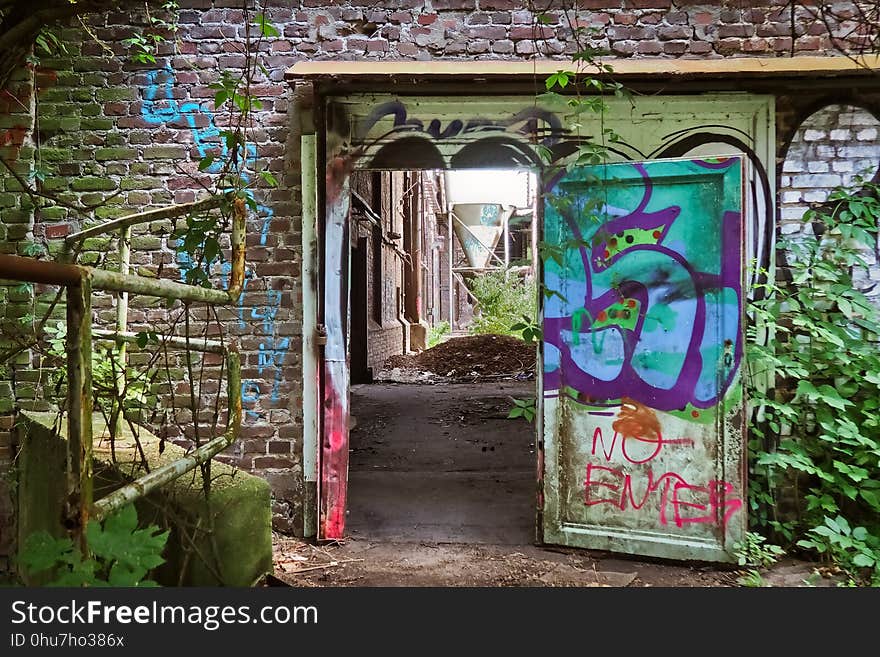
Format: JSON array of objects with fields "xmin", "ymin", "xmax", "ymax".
[{"xmin": 781, "ymin": 104, "xmax": 880, "ymax": 299}]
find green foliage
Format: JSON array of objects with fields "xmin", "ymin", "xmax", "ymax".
[
  {"xmin": 510, "ymin": 316, "xmax": 542, "ymax": 344},
  {"xmin": 796, "ymin": 516, "xmax": 880, "ymax": 586},
  {"xmin": 508, "ymin": 397, "xmax": 536, "ymax": 423},
  {"xmin": 171, "ymin": 211, "xmax": 225, "ymax": 288},
  {"xmin": 18, "ymin": 505, "xmax": 169, "ymax": 587},
  {"xmin": 123, "ymin": 1, "xmax": 179, "ymax": 64},
  {"xmin": 736, "ymin": 570, "xmax": 766, "ymax": 587},
  {"xmin": 746, "ymin": 179, "xmax": 880, "ymax": 586},
  {"xmin": 253, "ymin": 13, "xmax": 280, "ymax": 38},
  {"xmin": 44, "ymin": 320, "xmax": 156, "ymax": 416},
  {"xmin": 733, "ymin": 531, "xmax": 785, "ymax": 568},
  {"xmin": 467, "ymin": 270, "xmax": 536, "ymax": 338},
  {"xmin": 427, "ymin": 321, "xmax": 450, "ymax": 349}
]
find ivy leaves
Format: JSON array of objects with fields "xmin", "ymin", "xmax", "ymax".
[
  {"xmin": 18, "ymin": 505, "xmax": 169, "ymax": 587},
  {"xmin": 746, "ymin": 179, "xmax": 880, "ymax": 586}
]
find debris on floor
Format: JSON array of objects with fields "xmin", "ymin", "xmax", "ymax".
[
  {"xmin": 380, "ymin": 334, "xmax": 536, "ymax": 383},
  {"xmin": 272, "ymin": 537, "xmax": 646, "ymax": 587},
  {"xmin": 271, "ymin": 536, "xmax": 841, "ymax": 588}
]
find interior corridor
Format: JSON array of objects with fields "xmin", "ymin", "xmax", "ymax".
[{"xmin": 346, "ymin": 381, "xmax": 536, "ymax": 544}]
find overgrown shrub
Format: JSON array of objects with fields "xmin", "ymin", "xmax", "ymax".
[
  {"xmin": 467, "ymin": 269, "xmax": 536, "ymax": 338},
  {"xmin": 17, "ymin": 504, "xmax": 169, "ymax": 587},
  {"xmin": 746, "ymin": 180, "xmax": 880, "ymax": 586}
]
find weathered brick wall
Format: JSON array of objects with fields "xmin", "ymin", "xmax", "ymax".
[
  {"xmin": 0, "ymin": 1, "xmax": 871, "ymax": 556},
  {"xmin": 781, "ymin": 103, "xmax": 880, "ymax": 301},
  {"xmin": 0, "ymin": 64, "xmax": 37, "ymax": 571}
]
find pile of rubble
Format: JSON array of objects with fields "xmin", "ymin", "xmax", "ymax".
[{"xmin": 380, "ymin": 334, "xmax": 536, "ymax": 383}]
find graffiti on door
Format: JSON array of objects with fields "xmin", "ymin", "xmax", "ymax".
[{"xmin": 542, "ymin": 157, "xmax": 745, "ymax": 552}]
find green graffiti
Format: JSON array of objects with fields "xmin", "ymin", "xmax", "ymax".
[{"xmin": 643, "ymin": 302, "xmax": 677, "ymax": 333}]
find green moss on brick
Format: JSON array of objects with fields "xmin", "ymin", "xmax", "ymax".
[
  {"xmin": 131, "ymin": 236, "xmax": 162, "ymax": 250},
  {"xmin": 94, "ymin": 206, "xmax": 129, "ymax": 220},
  {"xmin": 38, "ymin": 117, "xmax": 81, "ymax": 132},
  {"xmin": 71, "ymin": 177, "xmax": 117, "ymax": 192},
  {"xmin": 36, "ymin": 147, "xmax": 71, "ymax": 162},
  {"xmin": 1, "ymin": 210, "xmax": 32, "ymax": 224},
  {"xmin": 82, "ymin": 237, "xmax": 112, "ymax": 250},
  {"xmin": 39, "ymin": 178, "xmax": 69, "ymax": 192},
  {"xmin": 95, "ymin": 147, "xmax": 137, "ymax": 161},
  {"xmin": 81, "ymin": 118, "xmax": 114, "ymax": 130},
  {"xmin": 38, "ymin": 88, "xmax": 70, "ymax": 103},
  {"xmin": 143, "ymin": 146, "xmax": 186, "ymax": 160},
  {"xmin": 39, "ymin": 207, "xmax": 68, "ymax": 221},
  {"xmin": 5, "ymin": 225, "xmax": 31, "ymax": 240},
  {"xmin": 96, "ymin": 88, "xmax": 138, "ymax": 102},
  {"xmin": 80, "ymin": 104, "xmax": 102, "ymax": 117},
  {"xmin": 0, "ymin": 114, "xmax": 31, "ymax": 130}
]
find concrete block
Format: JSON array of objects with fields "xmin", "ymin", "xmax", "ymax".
[{"xmin": 15, "ymin": 412, "xmax": 273, "ymax": 587}]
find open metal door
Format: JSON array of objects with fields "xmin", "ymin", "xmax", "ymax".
[
  {"xmin": 319, "ymin": 167, "xmax": 351, "ymax": 540},
  {"xmin": 540, "ymin": 157, "xmax": 747, "ymax": 562}
]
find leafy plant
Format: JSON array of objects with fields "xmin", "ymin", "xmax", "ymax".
[
  {"xmin": 44, "ymin": 321, "xmax": 156, "ymax": 417},
  {"xmin": 427, "ymin": 321, "xmax": 450, "ymax": 349},
  {"xmin": 18, "ymin": 504, "xmax": 169, "ymax": 587},
  {"xmin": 797, "ymin": 516, "xmax": 880, "ymax": 586},
  {"xmin": 745, "ymin": 178, "xmax": 880, "ymax": 586},
  {"xmin": 508, "ymin": 397, "xmax": 536, "ymax": 423},
  {"xmin": 467, "ymin": 270, "xmax": 536, "ymax": 338},
  {"xmin": 733, "ymin": 531, "xmax": 785, "ymax": 569},
  {"xmin": 736, "ymin": 569, "xmax": 766, "ymax": 587}
]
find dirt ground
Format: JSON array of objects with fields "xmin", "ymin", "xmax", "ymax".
[
  {"xmin": 270, "ymin": 376, "xmax": 832, "ymax": 588},
  {"xmin": 274, "ymin": 338, "xmax": 831, "ymax": 588},
  {"xmin": 271, "ymin": 537, "xmax": 838, "ymax": 588}
]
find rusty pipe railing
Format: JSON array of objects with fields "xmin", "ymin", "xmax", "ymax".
[
  {"xmin": 0, "ymin": 193, "xmax": 246, "ymax": 549},
  {"xmin": 90, "ymin": 348, "xmax": 241, "ymax": 523},
  {"xmin": 63, "ymin": 195, "xmax": 229, "ymax": 246}
]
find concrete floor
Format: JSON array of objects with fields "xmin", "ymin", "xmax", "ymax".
[{"xmin": 347, "ymin": 382, "xmax": 537, "ymax": 544}]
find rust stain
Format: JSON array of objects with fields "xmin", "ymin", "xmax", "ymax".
[{"xmin": 612, "ymin": 397, "xmax": 661, "ymax": 442}]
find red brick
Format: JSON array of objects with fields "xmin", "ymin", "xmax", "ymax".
[
  {"xmin": 44, "ymin": 223, "xmax": 70, "ymax": 239},
  {"xmin": 253, "ymin": 456, "xmax": 296, "ymax": 470}
]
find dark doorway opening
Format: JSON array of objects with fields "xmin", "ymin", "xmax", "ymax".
[{"xmin": 345, "ymin": 169, "xmax": 539, "ymax": 544}]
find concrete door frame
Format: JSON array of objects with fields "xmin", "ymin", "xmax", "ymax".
[{"xmin": 300, "ymin": 86, "xmax": 777, "ymax": 541}]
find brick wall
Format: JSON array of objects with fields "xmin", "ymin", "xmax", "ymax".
[
  {"xmin": 351, "ymin": 171, "xmax": 409, "ymax": 373},
  {"xmin": 0, "ymin": 1, "xmax": 873, "ymax": 558},
  {"xmin": 780, "ymin": 103, "xmax": 880, "ymax": 301}
]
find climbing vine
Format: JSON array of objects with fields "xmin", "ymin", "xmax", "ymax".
[{"xmin": 746, "ymin": 179, "xmax": 880, "ymax": 586}]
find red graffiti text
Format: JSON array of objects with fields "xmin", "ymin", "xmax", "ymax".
[{"xmin": 585, "ymin": 425, "xmax": 742, "ymax": 527}]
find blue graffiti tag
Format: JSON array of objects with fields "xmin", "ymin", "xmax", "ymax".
[
  {"xmin": 142, "ymin": 66, "xmax": 274, "ymax": 245},
  {"xmin": 143, "ymin": 66, "xmax": 286, "ymax": 420}
]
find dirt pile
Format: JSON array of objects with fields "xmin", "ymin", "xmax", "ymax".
[{"xmin": 384, "ymin": 334, "xmax": 536, "ymax": 380}]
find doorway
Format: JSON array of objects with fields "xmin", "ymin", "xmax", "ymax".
[
  {"xmin": 344, "ymin": 168, "xmax": 540, "ymax": 544},
  {"xmin": 316, "ymin": 92, "xmax": 772, "ymax": 562}
]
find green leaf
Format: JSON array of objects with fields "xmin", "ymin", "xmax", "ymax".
[
  {"xmin": 254, "ymin": 13, "xmax": 280, "ymax": 38},
  {"xmin": 198, "ymin": 155, "xmax": 215, "ymax": 171},
  {"xmin": 852, "ymin": 553, "xmax": 875, "ymax": 568},
  {"xmin": 18, "ymin": 532, "xmax": 76, "ymax": 574}
]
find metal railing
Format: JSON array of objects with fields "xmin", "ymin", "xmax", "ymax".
[{"xmin": 0, "ymin": 194, "xmax": 246, "ymax": 551}]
